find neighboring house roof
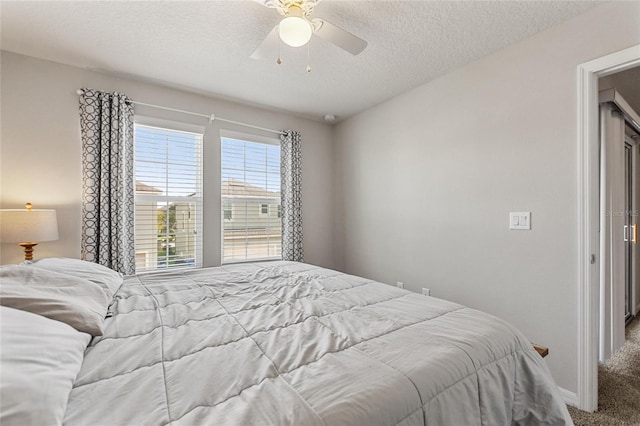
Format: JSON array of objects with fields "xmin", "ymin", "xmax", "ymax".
[
  {"xmin": 222, "ymin": 179, "xmax": 280, "ymax": 198},
  {"xmin": 136, "ymin": 181, "xmax": 163, "ymax": 194}
]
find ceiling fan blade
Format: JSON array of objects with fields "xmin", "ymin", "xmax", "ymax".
[
  {"xmin": 312, "ymin": 18, "xmax": 367, "ymax": 55},
  {"xmin": 250, "ymin": 25, "xmax": 279, "ymax": 60}
]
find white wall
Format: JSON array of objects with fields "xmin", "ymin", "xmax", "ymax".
[
  {"xmin": 0, "ymin": 51, "xmax": 335, "ymax": 269},
  {"xmin": 333, "ymin": 1, "xmax": 640, "ymax": 395}
]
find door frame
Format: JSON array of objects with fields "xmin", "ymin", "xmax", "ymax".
[{"xmin": 577, "ymin": 44, "xmax": 640, "ymax": 412}]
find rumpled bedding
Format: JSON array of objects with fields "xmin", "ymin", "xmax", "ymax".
[{"xmin": 63, "ymin": 261, "xmax": 572, "ymax": 425}]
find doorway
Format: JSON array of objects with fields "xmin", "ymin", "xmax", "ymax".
[{"xmin": 577, "ymin": 44, "xmax": 640, "ymax": 412}]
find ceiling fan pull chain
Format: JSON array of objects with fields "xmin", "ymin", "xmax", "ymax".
[
  {"xmin": 277, "ymin": 33, "xmax": 282, "ymax": 65},
  {"xmin": 306, "ymin": 40, "xmax": 312, "ymax": 73}
]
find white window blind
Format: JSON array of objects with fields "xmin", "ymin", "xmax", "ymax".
[
  {"xmin": 221, "ymin": 136, "xmax": 281, "ymax": 263},
  {"xmin": 134, "ymin": 122, "xmax": 203, "ymax": 273}
]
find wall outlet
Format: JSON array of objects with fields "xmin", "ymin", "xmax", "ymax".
[
  {"xmin": 396, "ymin": 281, "xmax": 404, "ymax": 289},
  {"xmin": 422, "ymin": 288, "xmax": 430, "ymax": 296}
]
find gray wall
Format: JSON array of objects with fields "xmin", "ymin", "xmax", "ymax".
[
  {"xmin": 332, "ymin": 1, "xmax": 640, "ymax": 395},
  {"xmin": 0, "ymin": 52, "xmax": 335, "ymax": 269}
]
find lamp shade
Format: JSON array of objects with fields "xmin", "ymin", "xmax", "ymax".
[
  {"xmin": 0, "ymin": 209, "xmax": 59, "ymax": 243},
  {"xmin": 279, "ymin": 16, "xmax": 313, "ymax": 47}
]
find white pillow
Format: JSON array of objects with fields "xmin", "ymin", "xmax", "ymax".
[
  {"xmin": 0, "ymin": 265, "xmax": 109, "ymax": 335},
  {"xmin": 0, "ymin": 306, "xmax": 91, "ymax": 426},
  {"xmin": 27, "ymin": 257, "xmax": 124, "ymax": 302}
]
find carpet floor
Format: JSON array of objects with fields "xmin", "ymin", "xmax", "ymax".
[{"xmin": 568, "ymin": 315, "xmax": 640, "ymax": 425}]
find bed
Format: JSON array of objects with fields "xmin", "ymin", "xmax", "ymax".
[{"xmin": 0, "ymin": 259, "xmax": 573, "ymax": 425}]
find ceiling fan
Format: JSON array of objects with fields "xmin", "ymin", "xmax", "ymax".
[{"xmin": 251, "ymin": 0, "xmax": 367, "ymax": 61}]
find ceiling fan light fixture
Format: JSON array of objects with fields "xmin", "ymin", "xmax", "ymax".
[{"xmin": 278, "ymin": 6, "xmax": 312, "ymax": 47}]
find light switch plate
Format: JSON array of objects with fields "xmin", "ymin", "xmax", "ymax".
[{"xmin": 510, "ymin": 212, "xmax": 531, "ymax": 230}]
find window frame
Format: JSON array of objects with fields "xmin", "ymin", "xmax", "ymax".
[{"xmin": 133, "ymin": 116, "xmax": 205, "ymax": 274}]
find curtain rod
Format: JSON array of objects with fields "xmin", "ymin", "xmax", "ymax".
[{"xmin": 76, "ymin": 89, "xmax": 284, "ymax": 136}]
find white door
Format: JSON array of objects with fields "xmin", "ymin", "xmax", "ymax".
[{"xmin": 599, "ymin": 104, "xmax": 626, "ymax": 362}]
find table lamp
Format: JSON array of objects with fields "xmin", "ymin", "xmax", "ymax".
[{"xmin": 0, "ymin": 203, "xmax": 59, "ymax": 261}]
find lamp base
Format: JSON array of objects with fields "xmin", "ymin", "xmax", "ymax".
[{"xmin": 19, "ymin": 242, "xmax": 38, "ymax": 261}]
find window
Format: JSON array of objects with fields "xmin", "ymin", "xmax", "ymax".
[
  {"xmin": 134, "ymin": 119, "xmax": 203, "ymax": 273},
  {"xmin": 221, "ymin": 132, "xmax": 281, "ymax": 263},
  {"xmin": 223, "ymin": 204, "xmax": 233, "ymax": 220}
]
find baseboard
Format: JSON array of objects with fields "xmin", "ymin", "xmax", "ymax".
[
  {"xmin": 635, "ymin": 303, "xmax": 640, "ymax": 316},
  {"xmin": 558, "ymin": 387, "xmax": 578, "ymax": 407}
]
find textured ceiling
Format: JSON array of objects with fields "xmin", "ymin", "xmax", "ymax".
[{"xmin": 0, "ymin": 0, "xmax": 602, "ymax": 122}]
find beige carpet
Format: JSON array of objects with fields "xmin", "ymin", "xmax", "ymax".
[{"xmin": 568, "ymin": 316, "xmax": 640, "ymax": 425}]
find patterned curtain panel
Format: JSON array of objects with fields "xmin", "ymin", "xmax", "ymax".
[
  {"xmin": 280, "ymin": 130, "xmax": 304, "ymax": 262},
  {"xmin": 79, "ymin": 89, "xmax": 135, "ymax": 275}
]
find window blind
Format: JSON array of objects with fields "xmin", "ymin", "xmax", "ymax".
[
  {"xmin": 134, "ymin": 123, "xmax": 203, "ymax": 272},
  {"xmin": 221, "ymin": 136, "xmax": 281, "ymax": 263}
]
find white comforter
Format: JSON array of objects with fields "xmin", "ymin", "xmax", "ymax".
[{"xmin": 64, "ymin": 261, "xmax": 572, "ymax": 425}]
